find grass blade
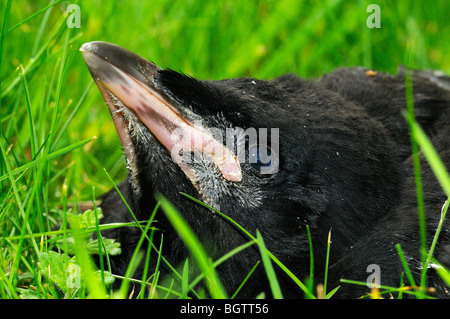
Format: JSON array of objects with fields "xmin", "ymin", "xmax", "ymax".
[
  {"xmin": 181, "ymin": 259, "xmax": 190, "ymax": 299},
  {"xmin": 405, "ymin": 113, "xmax": 450, "ymax": 197},
  {"xmin": 188, "ymin": 240, "xmax": 255, "ymax": 295},
  {"xmin": 256, "ymin": 230, "xmax": 283, "ymax": 299},
  {"xmin": 404, "ymin": 67, "xmax": 427, "ymax": 297},
  {"xmin": 0, "ymin": 0, "xmax": 12, "ymax": 192},
  {"xmin": 0, "ymin": 136, "xmax": 97, "ymax": 182},
  {"xmin": 230, "ymin": 261, "xmax": 260, "ymax": 299},
  {"xmin": 180, "ymin": 192, "xmax": 315, "ymax": 299},
  {"xmin": 157, "ymin": 194, "xmax": 228, "ymax": 299},
  {"xmin": 0, "ymin": 0, "xmax": 62, "ymax": 37},
  {"xmin": 323, "ymin": 229, "xmax": 332, "ymax": 296},
  {"xmin": 395, "ymin": 244, "xmax": 418, "ymax": 295}
]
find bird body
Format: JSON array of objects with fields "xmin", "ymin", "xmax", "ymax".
[{"xmin": 81, "ymin": 41, "xmax": 450, "ymax": 298}]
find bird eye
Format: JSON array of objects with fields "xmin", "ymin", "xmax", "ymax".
[{"xmin": 249, "ymin": 145, "xmax": 274, "ymax": 171}]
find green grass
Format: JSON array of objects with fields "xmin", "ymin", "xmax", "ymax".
[{"xmin": 0, "ymin": 0, "xmax": 449, "ymax": 299}]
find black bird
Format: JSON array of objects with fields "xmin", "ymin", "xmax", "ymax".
[{"xmin": 81, "ymin": 41, "xmax": 450, "ymax": 298}]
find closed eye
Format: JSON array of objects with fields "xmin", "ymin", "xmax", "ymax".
[{"xmin": 249, "ymin": 145, "xmax": 274, "ymax": 170}]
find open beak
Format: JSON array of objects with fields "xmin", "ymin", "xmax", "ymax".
[{"xmin": 80, "ymin": 41, "xmax": 241, "ymax": 183}]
